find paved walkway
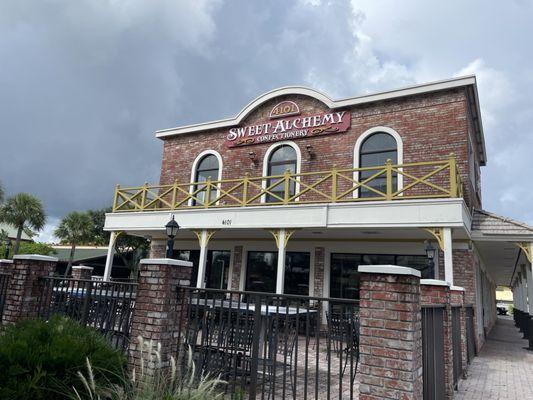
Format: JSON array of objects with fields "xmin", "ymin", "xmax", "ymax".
[{"xmin": 456, "ymin": 316, "xmax": 533, "ymax": 400}]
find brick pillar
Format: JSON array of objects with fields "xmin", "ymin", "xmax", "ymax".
[
  {"xmin": 149, "ymin": 239, "xmax": 167, "ymax": 258},
  {"xmin": 230, "ymin": 245, "xmax": 243, "ymax": 291},
  {"xmin": 313, "ymin": 247, "xmax": 325, "ymax": 298},
  {"xmin": 71, "ymin": 265, "xmax": 94, "ymax": 280},
  {"xmin": 358, "ymin": 265, "xmax": 423, "ymax": 400},
  {"xmin": 421, "ymin": 279, "xmax": 453, "ymax": 399},
  {"xmin": 2, "ymin": 254, "xmax": 58, "ymax": 324},
  {"xmin": 0, "ymin": 259, "xmax": 14, "ymax": 273},
  {"xmin": 128, "ymin": 258, "xmax": 192, "ymax": 375},
  {"xmin": 450, "ymin": 286, "xmax": 467, "ymax": 378}
]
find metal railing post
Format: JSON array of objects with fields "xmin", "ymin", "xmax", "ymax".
[
  {"xmin": 385, "ymin": 159, "xmax": 393, "ymax": 200},
  {"xmin": 242, "ymin": 173, "xmax": 249, "ymax": 206},
  {"xmin": 248, "ymin": 294, "xmax": 262, "ymax": 399},
  {"xmin": 284, "ymin": 169, "xmax": 291, "ymax": 204},
  {"xmin": 205, "ymin": 177, "xmax": 212, "ymax": 208},
  {"xmin": 331, "ymin": 164, "xmax": 337, "ymax": 202},
  {"xmin": 449, "ymin": 153, "xmax": 458, "ymax": 197},
  {"xmin": 80, "ymin": 280, "xmax": 93, "ymax": 327}
]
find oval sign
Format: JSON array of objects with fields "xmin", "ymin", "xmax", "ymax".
[{"xmin": 269, "ymin": 101, "xmax": 300, "ymax": 119}]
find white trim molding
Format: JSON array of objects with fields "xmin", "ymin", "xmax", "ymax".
[
  {"xmin": 189, "ymin": 150, "xmax": 223, "ymax": 206},
  {"xmin": 261, "ymin": 141, "xmax": 302, "ymax": 203},
  {"xmin": 353, "ymin": 126, "xmax": 404, "ymax": 198},
  {"xmin": 139, "ymin": 258, "xmax": 193, "ymax": 267}
]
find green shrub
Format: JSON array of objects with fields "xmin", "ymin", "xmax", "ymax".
[{"xmin": 0, "ymin": 316, "xmax": 126, "ymax": 400}]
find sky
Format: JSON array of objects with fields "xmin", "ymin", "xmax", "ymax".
[{"xmin": 0, "ymin": 0, "xmax": 532, "ymax": 243}]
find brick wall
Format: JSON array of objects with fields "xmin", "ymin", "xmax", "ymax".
[
  {"xmin": 313, "ymin": 247, "xmax": 325, "ymax": 298},
  {"xmin": 230, "ymin": 245, "xmax": 243, "ymax": 291},
  {"xmin": 2, "ymin": 255, "xmax": 57, "ymax": 324},
  {"xmin": 358, "ymin": 269, "xmax": 423, "ymax": 399},
  {"xmin": 159, "ymin": 88, "xmax": 478, "ymax": 209},
  {"xmin": 128, "ymin": 258, "xmax": 193, "ymax": 375}
]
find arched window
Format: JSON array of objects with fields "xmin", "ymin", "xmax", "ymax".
[
  {"xmin": 266, "ymin": 144, "xmax": 298, "ymax": 203},
  {"xmin": 193, "ymin": 154, "xmax": 219, "ymax": 205},
  {"xmin": 359, "ymin": 132, "xmax": 398, "ymax": 197}
]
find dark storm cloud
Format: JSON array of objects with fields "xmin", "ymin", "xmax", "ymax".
[{"xmin": 0, "ymin": 0, "xmax": 532, "ymax": 241}]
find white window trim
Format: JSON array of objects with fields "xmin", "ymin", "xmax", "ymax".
[
  {"xmin": 189, "ymin": 150, "xmax": 223, "ymax": 206},
  {"xmin": 353, "ymin": 126, "xmax": 404, "ymax": 199},
  {"xmin": 261, "ymin": 141, "xmax": 302, "ymax": 203}
]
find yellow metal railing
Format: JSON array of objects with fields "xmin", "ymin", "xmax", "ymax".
[{"xmin": 112, "ymin": 153, "xmax": 463, "ymax": 212}]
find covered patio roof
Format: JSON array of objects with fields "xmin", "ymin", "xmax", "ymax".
[{"xmin": 472, "ymin": 209, "xmax": 533, "ymax": 286}]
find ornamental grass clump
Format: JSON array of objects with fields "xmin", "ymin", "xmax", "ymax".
[{"xmin": 72, "ymin": 336, "xmax": 226, "ymax": 400}]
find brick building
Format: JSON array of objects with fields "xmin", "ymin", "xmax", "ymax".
[{"xmin": 104, "ymin": 75, "xmax": 533, "ymax": 352}]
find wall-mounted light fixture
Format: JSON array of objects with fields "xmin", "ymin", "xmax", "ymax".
[
  {"xmin": 306, "ymin": 144, "xmax": 316, "ymax": 160},
  {"xmin": 248, "ymin": 151, "xmax": 257, "ymax": 165}
]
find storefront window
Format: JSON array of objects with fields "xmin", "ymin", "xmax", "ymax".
[
  {"xmin": 330, "ymin": 253, "xmax": 428, "ymax": 299},
  {"xmin": 359, "ymin": 133, "xmax": 397, "ymax": 197},
  {"xmin": 245, "ymin": 251, "xmax": 310, "ymax": 295},
  {"xmin": 266, "ymin": 145, "xmax": 297, "ymax": 203},
  {"xmin": 174, "ymin": 249, "xmax": 230, "ymax": 289}
]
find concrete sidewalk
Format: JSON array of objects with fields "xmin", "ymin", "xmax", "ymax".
[{"xmin": 455, "ymin": 317, "xmax": 533, "ymax": 400}]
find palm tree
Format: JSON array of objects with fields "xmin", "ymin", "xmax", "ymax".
[
  {"xmin": 0, "ymin": 193, "xmax": 46, "ymax": 254},
  {"xmin": 54, "ymin": 211, "xmax": 93, "ymax": 277},
  {"xmin": 0, "ymin": 180, "xmax": 5, "ymax": 204}
]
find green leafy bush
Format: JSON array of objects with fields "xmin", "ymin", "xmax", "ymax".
[{"xmin": 0, "ymin": 316, "xmax": 126, "ymax": 400}]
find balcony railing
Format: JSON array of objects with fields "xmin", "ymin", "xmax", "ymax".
[{"xmin": 112, "ymin": 153, "xmax": 463, "ymax": 212}]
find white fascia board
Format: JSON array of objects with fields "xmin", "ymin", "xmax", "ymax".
[
  {"xmin": 327, "ymin": 198, "xmax": 466, "ymax": 228},
  {"xmin": 155, "ymin": 76, "xmax": 477, "ymax": 139},
  {"xmin": 105, "ymin": 198, "xmax": 468, "ymax": 232},
  {"xmin": 358, "ymin": 264, "xmax": 421, "ymax": 278},
  {"xmin": 471, "ymin": 233, "xmax": 533, "ymax": 242}
]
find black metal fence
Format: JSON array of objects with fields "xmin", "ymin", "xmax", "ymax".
[
  {"xmin": 465, "ymin": 306, "xmax": 476, "ymax": 363},
  {"xmin": 451, "ymin": 306, "xmax": 463, "ymax": 388},
  {"xmin": 0, "ymin": 272, "xmax": 10, "ymax": 320},
  {"xmin": 175, "ymin": 287, "xmax": 360, "ymax": 400},
  {"xmin": 37, "ymin": 277, "xmax": 137, "ymax": 350},
  {"xmin": 421, "ymin": 306, "xmax": 445, "ymax": 400}
]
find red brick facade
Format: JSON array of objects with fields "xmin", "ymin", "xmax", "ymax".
[
  {"xmin": 358, "ymin": 270, "xmax": 423, "ymax": 400},
  {"xmin": 1, "ymin": 255, "xmax": 57, "ymax": 324},
  {"xmin": 159, "ymin": 88, "xmax": 480, "ymax": 210},
  {"xmin": 128, "ymin": 259, "xmax": 193, "ymax": 375}
]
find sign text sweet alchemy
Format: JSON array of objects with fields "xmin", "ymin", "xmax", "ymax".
[{"xmin": 226, "ymin": 102, "xmax": 350, "ymax": 147}]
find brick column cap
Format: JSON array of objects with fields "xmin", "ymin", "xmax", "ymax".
[
  {"xmin": 358, "ymin": 264, "xmax": 421, "ymax": 277},
  {"xmin": 450, "ymin": 285, "xmax": 465, "ymax": 291},
  {"xmin": 421, "ymin": 279, "xmax": 450, "ymax": 287},
  {"xmin": 0, "ymin": 259, "xmax": 14, "ymax": 264},
  {"xmin": 71, "ymin": 265, "xmax": 94, "ymax": 270},
  {"xmin": 139, "ymin": 258, "xmax": 192, "ymax": 267},
  {"xmin": 12, "ymin": 254, "xmax": 58, "ymax": 262}
]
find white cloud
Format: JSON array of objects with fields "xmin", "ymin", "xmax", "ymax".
[{"xmin": 35, "ymin": 217, "xmax": 60, "ymax": 244}]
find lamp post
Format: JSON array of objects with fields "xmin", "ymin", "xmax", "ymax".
[
  {"xmin": 4, "ymin": 238, "xmax": 11, "ymax": 259},
  {"xmin": 165, "ymin": 216, "xmax": 180, "ymax": 258},
  {"xmin": 424, "ymin": 240, "xmax": 436, "ymax": 279}
]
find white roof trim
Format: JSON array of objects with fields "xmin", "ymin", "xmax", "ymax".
[
  {"xmin": 13, "ymin": 254, "xmax": 59, "ymax": 262},
  {"xmin": 140, "ymin": 258, "xmax": 193, "ymax": 267},
  {"xmin": 358, "ymin": 264, "xmax": 421, "ymax": 278},
  {"xmin": 156, "ymin": 76, "xmax": 478, "ymax": 139}
]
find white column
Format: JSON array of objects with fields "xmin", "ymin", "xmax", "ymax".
[
  {"xmin": 522, "ymin": 266, "xmax": 529, "ymax": 313},
  {"xmin": 518, "ymin": 275, "xmax": 525, "ymax": 311},
  {"xmin": 443, "ymin": 227, "xmax": 454, "ymax": 285},
  {"xmin": 196, "ymin": 230, "xmax": 209, "ymax": 289},
  {"xmin": 526, "ymin": 263, "xmax": 533, "ymax": 315},
  {"xmin": 275, "ymin": 229, "xmax": 287, "ymax": 294},
  {"xmin": 103, "ymin": 232, "xmax": 116, "ymax": 281}
]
